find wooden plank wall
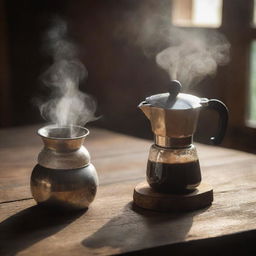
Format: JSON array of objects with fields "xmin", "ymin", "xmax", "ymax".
[
  {"xmin": 2, "ymin": 0, "xmax": 256, "ymax": 152},
  {"xmin": 0, "ymin": 0, "xmax": 11, "ymax": 126}
]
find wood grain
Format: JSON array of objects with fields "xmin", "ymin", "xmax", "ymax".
[
  {"xmin": 1, "ymin": 125, "xmax": 256, "ymax": 255},
  {"xmin": 133, "ymin": 182, "xmax": 213, "ymax": 211}
]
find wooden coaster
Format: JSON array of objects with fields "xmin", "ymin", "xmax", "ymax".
[{"xmin": 133, "ymin": 181, "xmax": 213, "ymax": 212}]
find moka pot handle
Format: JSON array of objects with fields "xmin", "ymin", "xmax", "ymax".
[{"xmin": 202, "ymin": 99, "xmax": 229, "ymax": 145}]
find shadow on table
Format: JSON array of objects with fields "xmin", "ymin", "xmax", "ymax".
[
  {"xmin": 0, "ymin": 204, "xmax": 85, "ymax": 256},
  {"xmin": 122, "ymin": 229, "xmax": 256, "ymax": 256},
  {"xmin": 82, "ymin": 202, "xmax": 209, "ymax": 253}
]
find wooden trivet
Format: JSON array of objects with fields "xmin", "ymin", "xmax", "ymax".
[{"xmin": 133, "ymin": 181, "xmax": 213, "ymax": 212}]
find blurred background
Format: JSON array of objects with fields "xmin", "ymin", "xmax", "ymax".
[{"xmin": 1, "ymin": 0, "xmax": 256, "ymax": 152}]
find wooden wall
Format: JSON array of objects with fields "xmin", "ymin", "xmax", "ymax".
[
  {"xmin": 2, "ymin": 0, "xmax": 173, "ymax": 138},
  {"xmin": 0, "ymin": 0, "xmax": 11, "ymax": 126},
  {"xmin": 1, "ymin": 0, "xmax": 254, "ymax": 152}
]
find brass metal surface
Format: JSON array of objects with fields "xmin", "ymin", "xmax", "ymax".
[
  {"xmin": 31, "ymin": 125, "xmax": 99, "ymax": 210},
  {"xmin": 31, "ymin": 164, "xmax": 99, "ymax": 210},
  {"xmin": 155, "ymin": 135, "xmax": 192, "ymax": 148},
  {"xmin": 139, "ymin": 102, "xmax": 201, "ymax": 138},
  {"xmin": 38, "ymin": 146, "xmax": 90, "ymax": 170},
  {"xmin": 38, "ymin": 125, "xmax": 89, "ymax": 152},
  {"xmin": 37, "ymin": 125, "xmax": 90, "ymax": 169}
]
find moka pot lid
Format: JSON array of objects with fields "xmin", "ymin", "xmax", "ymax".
[{"xmin": 145, "ymin": 80, "xmax": 205, "ymax": 110}]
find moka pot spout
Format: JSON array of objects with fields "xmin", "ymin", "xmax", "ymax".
[{"xmin": 138, "ymin": 101, "xmax": 151, "ymax": 120}]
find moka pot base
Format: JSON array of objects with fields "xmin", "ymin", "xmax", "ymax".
[
  {"xmin": 133, "ymin": 181, "xmax": 213, "ymax": 212},
  {"xmin": 135, "ymin": 80, "xmax": 228, "ymax": 212}
]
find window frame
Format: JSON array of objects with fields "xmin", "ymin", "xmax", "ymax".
[{"xmin": 171, "ymin": 0, "xmax": 256, "ymax": 152}]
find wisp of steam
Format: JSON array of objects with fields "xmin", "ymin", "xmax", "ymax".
[
  {"xmin": 156, "ymin": 28, "xmax": 230, "ymax": 90},
  {"xmin": 39, "ymin": 18, "xmax": 97, "ymax": 136},
  {"xmin": 118, "ymin": 1, "xmax": 230, "ymax": 90}
]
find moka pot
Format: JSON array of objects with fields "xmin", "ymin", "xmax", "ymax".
[{"xmin": 139, "ymin": 80, "xmax": 228, "ymax": 193}]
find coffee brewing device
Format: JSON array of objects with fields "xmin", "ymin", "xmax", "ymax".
[
  {"xmin": 133, "ymin": 80, "xmax": 228, "ymax": 211},
  {"xmin": 30, "ymin": 125, "xmax": 99, "ymax": 210}
]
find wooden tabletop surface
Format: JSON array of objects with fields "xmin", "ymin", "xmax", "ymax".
[{"xmin": 1, "ymin": 124, "xmax": 256, "ymax": 256}]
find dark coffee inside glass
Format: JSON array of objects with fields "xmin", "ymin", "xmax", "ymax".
[{"xmin": 147, "ymin": 160, "xmax": 201, "ymax": 194}]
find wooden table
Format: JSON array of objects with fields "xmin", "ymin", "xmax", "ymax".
[{"xmin": 1, "ymin": 125, "xmax": 256, "ymax": 256}]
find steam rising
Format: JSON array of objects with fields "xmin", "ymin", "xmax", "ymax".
[
  {"xmin": 118, "ymin": 1, "xmax": 230, "ymax": 90},
  {"xmin": 39, "ymin": 18, "xmax": 97, "ymax": 128},
  {"xmin": 156, "ymin": 28, "xmax": 230, "ymax": 89}
]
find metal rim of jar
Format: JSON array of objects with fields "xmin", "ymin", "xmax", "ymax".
[{"xmin": 38, "ymin": 124, "xmax": 89, "ymax": 140}]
